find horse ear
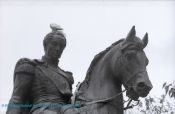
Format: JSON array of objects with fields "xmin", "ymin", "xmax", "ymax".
[
  {"xmin": 126, "ymin": 26, "xmax": 136, "ymax": 41},
  {"xmin": 142, "ymin": 33, "xmax": 148, "ymax": 48}
]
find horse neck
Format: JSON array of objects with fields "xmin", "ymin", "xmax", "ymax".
[{"xmin": 82, "ymin": 53, "xmax": 122, "ymax": 100}]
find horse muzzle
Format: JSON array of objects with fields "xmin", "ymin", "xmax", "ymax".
[{"xmin": 135, "ymin": 82, "xmax": 152, "ymax": 97}]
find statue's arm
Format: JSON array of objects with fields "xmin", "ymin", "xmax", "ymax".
[
  {"xmin": 65, "ymin": 71, "xmax": 74, "ymax": 103},
  {"xmin": 6, "ymin": 58, "xmax": 35, "ymax": 114}
]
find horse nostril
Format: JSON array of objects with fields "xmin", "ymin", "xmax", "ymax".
[
  {"xmin": 137, "ymin": 82, "xmax": 152, "ymax": 92},
  {"xmin": 147, "ymin": 85, "xmax": 153, "ymax": 91},
  {"xmin": 137, "ymin": 82, "xmax": 145, "ymax": 88}
]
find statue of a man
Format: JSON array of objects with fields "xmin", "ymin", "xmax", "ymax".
[{"xmin": 6, "ymin": 24, "xmax": 74, "ymax": 114}]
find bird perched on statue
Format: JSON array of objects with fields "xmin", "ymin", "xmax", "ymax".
[{"xmin": 50, "ymin": 23, "xmax": 63, "ymax": 32}]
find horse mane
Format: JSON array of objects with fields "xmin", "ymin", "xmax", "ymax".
[{"xmin": 84, "ymin": 39, "xmax": 124, "ymax": 84}]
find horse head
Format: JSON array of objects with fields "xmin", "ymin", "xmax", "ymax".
[{"xmin": 110, "ymin": 26, "xmax": 153, "ymax": 100}]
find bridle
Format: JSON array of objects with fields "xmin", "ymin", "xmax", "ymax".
[{"xmin": 123, "ymin": 70, "xmax": 147, "ymax": 89}]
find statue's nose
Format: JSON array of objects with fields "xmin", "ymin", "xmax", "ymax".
[{"xmin": 55, "ymin": 46, "xmax": 61, "ymax": 51}]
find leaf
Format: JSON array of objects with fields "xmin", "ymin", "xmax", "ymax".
[
  {"xmin": 168, "ymin": 84, "xmax": 172, "ymax": 87},
  {"xmin": 138, "ymin": 101, "xmax": 143, "ymax": 107},
  {"xmin": 173, "ymin": 92, "xmax": 175, "ymax": 98},
  {"xmin": 165, "ymin": 85, "xmax": 170, "ymax": 95},
  {"xmin": 160, "ymin": 99, "xmax": 163, "ymax": 104},
  {"xmin": 162, "ymin": 82, "xmax": 166, "ymax": 88},
  {"xmin": 169, "ymin": 88, "xmax": 175, "ymax": 98},
  {"xmin": 150, "ymin": 97, "xmax": 155, "ymax": 103}
]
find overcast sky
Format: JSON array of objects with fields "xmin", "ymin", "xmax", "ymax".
[{"xmin": 0, "ymin": 0, "xmax": 175, "ymax": 113}]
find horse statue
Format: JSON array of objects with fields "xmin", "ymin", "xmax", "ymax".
[{"xmin": 63, "ymin": 26, "xmax": 153, "ymax": 114}]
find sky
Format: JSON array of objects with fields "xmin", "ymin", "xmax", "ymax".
[{"xmin": 0, "ymin": 0, "xmax": 175, "ymax": 113}]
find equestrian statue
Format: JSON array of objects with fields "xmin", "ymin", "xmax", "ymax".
[{"xmin": 7, "ymin": 24, "xmax": 152, "ymax": 114}]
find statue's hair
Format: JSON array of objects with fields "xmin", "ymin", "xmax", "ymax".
[
  {"xmin": 85, "ymin": 39, "xmax": 124, "ymax": 83},
  {"xmin": 43, "ymin": 31, "xmax": 66, "ymax": 50}
]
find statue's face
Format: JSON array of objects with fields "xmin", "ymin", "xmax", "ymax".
[{"xmin": 45, "ymin": 35, "xmax": 66, "ymax": 60}]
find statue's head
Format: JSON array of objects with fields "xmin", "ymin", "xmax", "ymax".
[{"xmin": 43, "ymin": 24, "xmax": 66, "ymax": 60}]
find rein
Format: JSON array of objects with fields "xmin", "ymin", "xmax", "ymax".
[
  {"xmin": 64, "ymin": 82, "xmax": 140, "ymax": 113},
  {"xmin": 71, "ymin": 71, "xmax": 145, "ymax": 111},
  {"xmin": 123, "ymin": 99, "xmax": 140, "ymax": 110},
  {"xmin": 82, "ymin": 89, "xmax": 127, "ymax": 106},
  {"xmin": 79, "ymin": 71, "xmax": 145, "ymax": 109},
  {"xmin": 74, "ymin": 87, "xmax": 139, "ymax": 110}
]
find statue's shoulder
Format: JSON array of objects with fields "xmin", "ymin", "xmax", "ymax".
[
  {"xmin": 61, "ymin": 69, "xmax": 74, "ymax": 85},
  {"xmin": 65, "ymin": 71, "xmax": 74, "ymax": 84},
  {"xmin": 14, "ymin": 58, "xmax": 38, "ymax": 75}
]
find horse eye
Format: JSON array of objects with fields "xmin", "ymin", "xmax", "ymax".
[
  {"xmin": 125, "ymin": 53, "xmax": 134, "ymax": 61},
  {"xmin": 126, "ymin": 54, "xmax": 132, "ymax": 61}
]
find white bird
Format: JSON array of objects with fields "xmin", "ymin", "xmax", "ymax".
[{"xmin": 50, "ymin": 23, "xmax": 63, "ymax": 32}]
